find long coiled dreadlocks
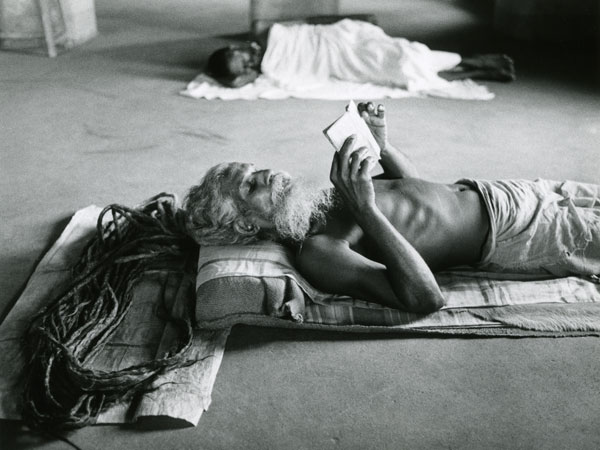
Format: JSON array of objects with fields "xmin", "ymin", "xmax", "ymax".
[{"xmin": 22, "ymin": 193, "xmax": 199, "ymax": 430}]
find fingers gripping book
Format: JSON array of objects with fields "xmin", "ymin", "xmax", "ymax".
[{"xmin": 323, "ymin": 100, "xmax": 381, "ymax": 160}]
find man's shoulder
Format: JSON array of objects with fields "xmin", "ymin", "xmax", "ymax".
[
  {"xmin": 301, "ymin": 234, "xmax": 348, "ymax": 252},
  {"xmin": 298, "ymin": 234, "xmax": 350, "ymax": 262},
  {"xmin": 296, "ymin": 234, "xmax": 358, "ymax": 285}
]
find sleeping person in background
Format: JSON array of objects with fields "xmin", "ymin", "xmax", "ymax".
[{"xmin": 205, "ymin": 19, "xmax": 515, "ymax": 93}]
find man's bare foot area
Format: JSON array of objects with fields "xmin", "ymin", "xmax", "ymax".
[{"xmin": 461, "ymin": 54, "xmax": 516, "ymax": 81}]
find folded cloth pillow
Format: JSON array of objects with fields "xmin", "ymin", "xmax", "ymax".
[{"xmin": 195, "ymin": 242, "xmax": 317, "ymax": 328}]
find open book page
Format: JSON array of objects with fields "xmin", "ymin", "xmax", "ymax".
[{"xmin": 323, "ymin": 100, "xmax": 381, "ymax": 159}]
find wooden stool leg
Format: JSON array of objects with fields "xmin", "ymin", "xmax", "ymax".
[{"xmin": 38, "ymin": 0, "xmax": 57, "ymax": 57}]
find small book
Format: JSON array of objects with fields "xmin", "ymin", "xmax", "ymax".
[{"xmin": 322, "ymin": 100, "xmax": 381, "ymax": 159}]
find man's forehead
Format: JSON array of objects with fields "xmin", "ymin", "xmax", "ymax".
[
  {"xmin": 228, "ymin": 162, "xmax": 251, "ymax": 177},
  {"xmin": 221, "ymin": 163, "xmax": 251, "ymax": 188}
]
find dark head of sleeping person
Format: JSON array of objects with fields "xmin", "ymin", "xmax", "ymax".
[{"xmin": 205, "ymin": 43, "xmax": 263, "ymax": 88}]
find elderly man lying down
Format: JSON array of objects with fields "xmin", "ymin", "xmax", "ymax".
[
  {"xmin": 184, "ymin": 103, "xmax": 599, "ymax": 314},
  {"xmin": 205, "ymin": 19, "xmax": 515, "ymax": 91}
]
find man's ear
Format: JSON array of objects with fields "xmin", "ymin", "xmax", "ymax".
[{"xmin": 233, "ymin": 217, "xmax": 260, "ymax": 236}]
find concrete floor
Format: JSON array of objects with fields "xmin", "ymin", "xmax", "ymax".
[{"xmin": 1, "ymin": 0, "xmax": 600, "ymax": 448}]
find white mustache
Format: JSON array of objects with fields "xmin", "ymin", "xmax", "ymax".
[{"xmin": 270, "ymin": 173, "xmax": 291, "ymax": 204}]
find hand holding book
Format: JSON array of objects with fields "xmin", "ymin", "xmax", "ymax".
[{"xmin": 323, "ymin": 100, "xmax": 381, "ymax": 160}]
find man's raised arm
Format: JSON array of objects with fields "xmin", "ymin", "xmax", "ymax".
[
  {"xmin": 357, "ymin": 102, "xmax": 419, "ymax": 179},
  {"xmin": 298, "ymin": 136, "xmax": 444, "ymax": 313}
]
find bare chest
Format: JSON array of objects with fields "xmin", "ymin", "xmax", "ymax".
[{"xmin": 321, "ymin": 179, "xmax": 485, "ymax": 269}]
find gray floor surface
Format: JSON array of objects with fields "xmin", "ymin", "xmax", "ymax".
[{"xmin": 1, "ymin": 0, "xmax": 599, "ymax": 449}]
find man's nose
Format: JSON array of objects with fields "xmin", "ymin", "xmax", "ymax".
[{"xmin": 261, "ymin": 170, "xmax": 273, "ymax": 185}]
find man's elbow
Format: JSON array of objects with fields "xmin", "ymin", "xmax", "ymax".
[{"xmin": 401, "ymin": 291, "xmax": 445, "ymax": 314}]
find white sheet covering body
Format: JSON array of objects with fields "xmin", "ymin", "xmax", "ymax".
[
  {"xmin": 261, "ymin": 19, "xmax": 460, "ymax": 92},
  {"xmin": 181, "ymin": 20, "xmax": 494, "ymax": 101}
]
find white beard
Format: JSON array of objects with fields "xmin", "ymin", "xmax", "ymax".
[{"xmin": 267, "ymin": 176, "xmax": 333, "ymax": 243}]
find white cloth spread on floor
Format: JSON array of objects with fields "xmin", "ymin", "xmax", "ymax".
[{"xmin": 181, "ymin": 20, "xmax": 494, "ymax": 101}]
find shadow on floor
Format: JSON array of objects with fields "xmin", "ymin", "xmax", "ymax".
[
  {"xmin": 503, "ymin": 39, "xmax": 600, "ymax": 93},
  {"xmin": 0, "ymin": 419, "xmax": 60, "ymax": 450},
  {"xmin": 90, "ymin": 38, "xmax": 226, "ymax": 81},
  {"xmin": 223, "ymin": 324, "xmax": 478, "ymax": 353}
]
